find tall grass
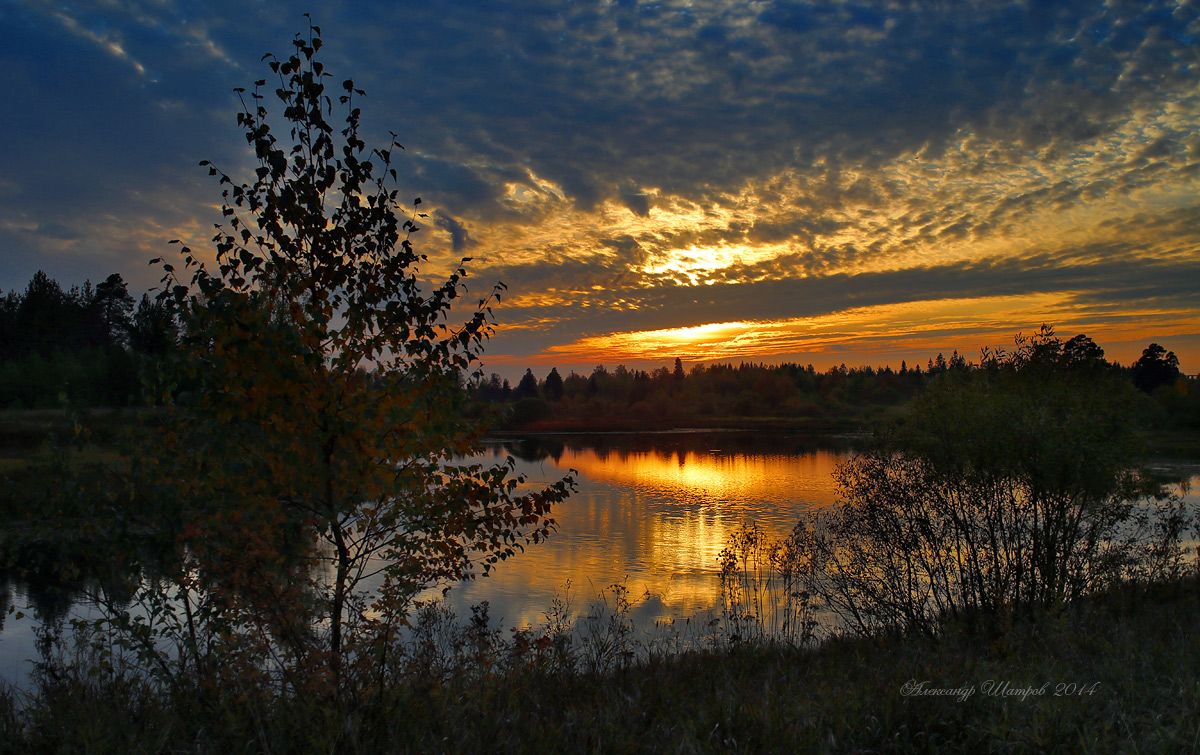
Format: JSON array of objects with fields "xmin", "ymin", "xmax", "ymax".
[
  {"xmin": 717, "ymin": 521, "xmax": 819, "ymax": 645},
  {"xmin": 5, "ymin": 573, "xmax": 1200, "ymax": 752}
]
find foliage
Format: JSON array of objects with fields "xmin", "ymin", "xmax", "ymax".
[
  {"xmin": 542, "ymin": 367, "xmax": 564, "ymax": 400},
  {"xmin": 1132, "ymin": 342, "xmax": 1182, "ymax": 393},
  {"xmin": 128, "ymin": 294, "xmax": 179, "ymax": 357},
  {"xmin": 513, "ymin": 368, "xmax": 540, "ymax": 400},
  {"xmin": 467, "ymin": 329, "xmax": 1193, "ymax": 433},
  {"xmin": 8, "ymin": 576, "xmax": 1200, "ymax": 752},
  {"xmin": 92, "ymin": 274, "xmax": 135, "ymax": 349},
  {"xmin": 0, "ymin": 272, "xmax": 163, "ymax": 408},
  {"xmin": 808, "ymin": 327, "xmax": 1192, "ymax": 636},
  {"xmin": 120, "ymin": 20, "xmax": 573, "ymax": 694},
  {"xmin": 470, "ymin": 359, "xmax": 925, "ymax": 431}
]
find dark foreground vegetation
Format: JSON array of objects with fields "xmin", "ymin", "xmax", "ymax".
[
  {"xmin": 4, "ymin": 578, "xmax": 1199, "ymax": 752},
  {"xmin": 2, "ymin": 340, "xmax": 1195, "ymax": 752},
  {"xmin": 2, "ymin": 23, "xmax": 1198, "ymax": 753}
]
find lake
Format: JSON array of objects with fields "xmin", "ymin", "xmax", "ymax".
[
  {"xmin": 2, "ymin": 431, "xmax": 1197, "ymax": 688},
  {"xmin": 0, "ymin": 431, "xmax": 851, "ymax": 686},
  {"xmin": 414, "ymin": 432, "xmax": 853, "ymax": 631}
]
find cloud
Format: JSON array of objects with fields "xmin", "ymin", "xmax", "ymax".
[
  {"xmin": 3, "ymin": 0, "xmax": 1198, "ymax": 369},
  {"xmin": 480, "ymin": 230, "xmax": 1200, "ymax": 360},
  {"xmin": 433, "ymin": 210, "xmax": 476, "ymax": 255}
]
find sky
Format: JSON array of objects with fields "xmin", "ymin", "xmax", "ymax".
[{"xmin": 2, "ymin": 0, "xmax": 1198, "ymax": 378}]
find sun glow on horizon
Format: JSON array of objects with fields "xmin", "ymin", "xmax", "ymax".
[{"xmin": 531, "ymin": 293, "xmax": 1200, "ymax": 369}]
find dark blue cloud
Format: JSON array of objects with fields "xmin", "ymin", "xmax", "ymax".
[
  {"xmin": 433, "ymin": 210, "xmax": 475, "ymax": 255},
  {"xmin": 1, "ymin": 0, "xmax": 1197, "ymax": 366}
]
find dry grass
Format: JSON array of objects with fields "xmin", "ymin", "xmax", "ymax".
[{"xmin": 2, "ymin": 578, "xmax": 1198, "ymax": 753}]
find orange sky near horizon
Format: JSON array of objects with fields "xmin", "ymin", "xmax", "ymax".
[
  {"xmin": 4, "ymin": 3, "xmax": 1198, "ymax": 377},
  {"xmin": 509, "ymin": 297, "xmax": 1200, "ymax": 373}
]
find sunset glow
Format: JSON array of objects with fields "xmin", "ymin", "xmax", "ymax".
[
  {"xmin": 3, "ymin": 2, "xmax": 1197, "ymax": 373},
  {"xmin": 420, "ymin": 444, "xmax": 848, "ymax": 625},
  {"xmin": 542, "ymin": 292, "xmax": 1200, "ymax": 368}
]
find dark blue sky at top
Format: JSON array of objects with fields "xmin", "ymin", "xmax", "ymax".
[{"xmin": 1, "ymin": 0, "xmax": 1198, "ymax": 370}]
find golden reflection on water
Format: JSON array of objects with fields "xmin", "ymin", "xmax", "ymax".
[{"xmin": 430, "ymin": 440, "xmax": 850, "ymax": 630}]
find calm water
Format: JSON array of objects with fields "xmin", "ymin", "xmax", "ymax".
[
  {"xmin": 0, "ymin": 432, "xmax": 850, "ymax": 686},
  {"xmin": 416, "ymin": 432, "xmax": 852, "ymax": 630},
  {"xmin": 2, "ymin": 432, "xmax": 1197, "ymax": 688}
]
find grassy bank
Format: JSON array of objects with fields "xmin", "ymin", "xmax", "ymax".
[{"xmin": 3, "ymin": 577, "xmax": 1199, "ymax": 752}]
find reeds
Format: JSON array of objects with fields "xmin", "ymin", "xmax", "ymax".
[{"xmin": 3, "ymin": 575, "xmax": 1199, "ymax": 752}]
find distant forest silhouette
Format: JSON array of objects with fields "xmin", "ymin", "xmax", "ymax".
[
  {"xmin": 470, "ymin": 340, "xmax": 1193, "ymax": 432},
  {"xmin": 0, "ymin": 270, "xmax": 1193, "ymax": 432},
  {"xmin": 0, "ymin": 271, "xmax": 175, "ymax": 408}
]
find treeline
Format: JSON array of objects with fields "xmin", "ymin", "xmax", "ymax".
[
  {"xmin": 471, "ymin": 332, "xmax": 1197, "ymax": 432},
  {"xmin": 472, "ymin": 358, "xmax": 929, "ymax": 430},
  {"xmin": 3, "ymin": 270, "xmax": 1194, "ymax": 431},
  {"xmin": 0, "ymin": 270, "xmax": 176, "ymax": 408}
]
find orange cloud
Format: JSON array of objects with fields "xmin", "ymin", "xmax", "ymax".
[{"xmin": 530, "ymin": 294, "xmax": 1200, "ymax": 370}]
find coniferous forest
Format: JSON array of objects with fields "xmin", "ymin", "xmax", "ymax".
[
  {"xmin": 2, "ymin": 269, "xmax": 1195, "ymax": 442},
  {"xmin": 0, "ymin": 271, "xmax": 176, "ymax": 409}
]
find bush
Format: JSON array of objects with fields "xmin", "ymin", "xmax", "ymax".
[
  {"xmin": 718, "ymin": 521, "xmax": 819, "ymax": 645},
  {"xmin": 507, "ymin": 397, "xmax": 553, "ymax": 427},
  {"xmin": 808, "ymin": 328, "xmax": 1192, "ymax": 636}
]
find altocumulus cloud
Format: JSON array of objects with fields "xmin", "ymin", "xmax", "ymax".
[{"xmin": 2, "ymin": 0, "xmax": 1197, "ymax": 368}]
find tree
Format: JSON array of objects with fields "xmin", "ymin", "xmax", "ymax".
[
  {"xmin": 543, "ymin": 367, "xmax": 564, "ymax": 400},
  {"xmin": 473, "ymin": 372, "xmax": 508, "ymax": 402},
  {"xmin": 134, "ymin": 21, "xmax": 573, "ymax": 694},
  {"xmin": 129, "ymin": 294, "xmax": 179, "ymax": 357},
  {"xmin": 1061, "ymin": 333, "xmax": 1105, "ymax": 369},
  {"xmin": 17, "ymin": 270, "xmax": 70, "ymax": 358},
  {"xmin": 808, "ymin": 327, "xmax": 1187, "ymax": 636},
  {"xmin": 514, "ymin": 368, "xmax": 540, "ymax": 400},
  {"xmin": 93, "ymin": 273, "xmax": 135, "ymax": 348},
  {"xmin": 1132, "ymin": 343, "xmax": 1181, "ymax": 393},
  {"xmin": 0, "ymin": 271, "xmax": 148, "ymax": 407}
]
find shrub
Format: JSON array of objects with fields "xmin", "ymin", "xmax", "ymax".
[
  {"xmin": 809, "ymin": 327, "xmax": 1191, "ymax": 636},
  {"xmin": 718, "ymin": 521, "xmax": 819, "ymax": 645}
]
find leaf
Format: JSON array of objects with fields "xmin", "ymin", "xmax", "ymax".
[{"xmin": 135, "ymin": 20, "xmax": 573, "ymax": 691}]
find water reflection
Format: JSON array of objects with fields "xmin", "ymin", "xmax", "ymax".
[
  {"xmin": 0, "ymin": 534, "xmax": 156, "ymax": 688},
  {"xmin": 421, "ymin": 434, "xmax": 851, "ymax": 630},
  {"xmin": 2, "ymin": 434, "xmax": 1197, "ymax": 687}
]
